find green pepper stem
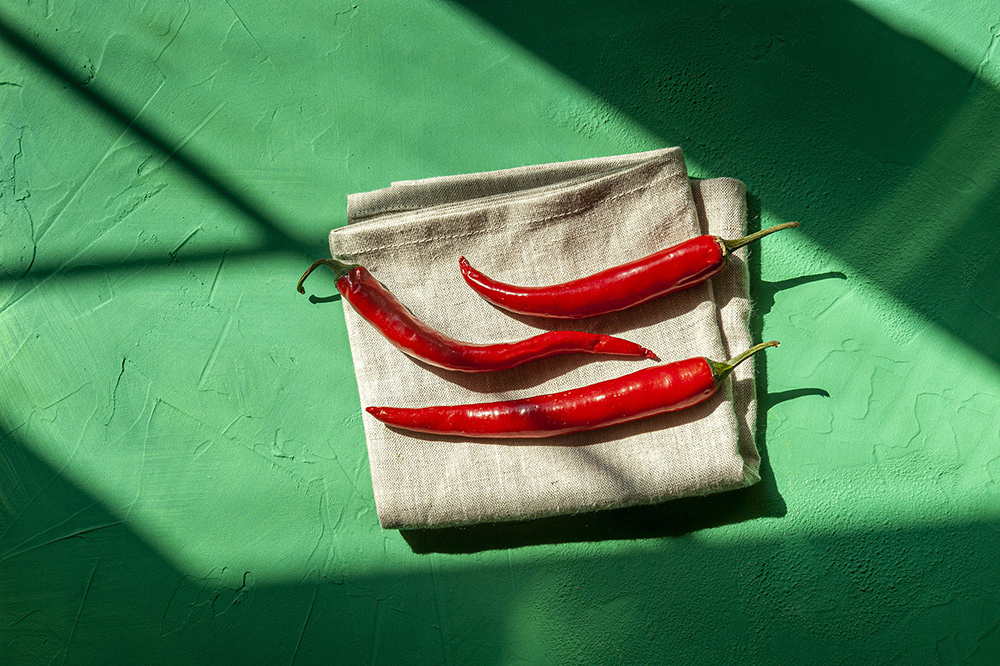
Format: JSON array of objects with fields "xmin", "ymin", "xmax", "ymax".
[
  {"xmin": 296, "ymin": 258, "xmax": 359, "ymax": 294},
  {"xmin": 708, "ymin": 340, "xmax": 780, "ymax": 383},
  {"xmin": 723, "ymin": 221, "xmax": 799, "ymax": 254}
]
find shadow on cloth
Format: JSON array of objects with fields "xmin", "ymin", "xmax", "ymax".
[{"xmin": 401, "ymin": 456, "xmax": 786, "ymax": 554}]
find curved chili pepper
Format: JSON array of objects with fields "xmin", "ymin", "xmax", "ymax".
[
  {"xmin": 366, "ymin": 340, "xmax": 778, "ymax": 438},
  {"xmin": 297, "ymin": 258, "xmax": 656, "ymax": 373},
  {"xmin": 459, "ymin": 222, "xmax": 799, "ymax": 319}
]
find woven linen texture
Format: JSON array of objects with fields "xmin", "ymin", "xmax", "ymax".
[{"xmin": 330, "ymin": 148, "xmax": 758, "ymax": 529}]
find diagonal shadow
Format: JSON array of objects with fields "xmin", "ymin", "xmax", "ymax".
[
  {"xmin": 0, "ymin": 422, "xmax": 419, "ymax": 664},
  {"xmin": 451, "ymin": 0, "xmax": 1000, "ymax": 364},
  {"xmin": 0, "ymin": 16, "xmax": 319, "ymax": 284}
]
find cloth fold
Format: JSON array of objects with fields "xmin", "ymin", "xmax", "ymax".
[{"xmin": 330, "ymin": 147, "xmax": 759, "ymax": 530}]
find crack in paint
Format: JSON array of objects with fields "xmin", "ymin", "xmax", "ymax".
[
  {"xmin": 197, "ymin": 298, "xmax": 240, "ymax": 389},
  {"xmin": 159, "ymin": 568, "xmax": 254, "ymax": 637},
  {"xmin": 971, "ymin": 24, "xmax": 1000, "ymax": 87},
  {"xmin": 289, "ymin": 584, "xmax": 320, "ymax": 666},
  {"xmin": 208, "ymin": 250, "xmax": 228, "ymax": 304},
  {"xmin": 12, "ymin": 130, "xmax": 37, "ymax": 280},
  {"xmin": 222, "ymin": 0, "xmax": 274, "ymax": 66},
  {"xmin": 0, "ymin": 123, "xmax": 35, "ymax": 281},
  {"xmin": 152, "ymin": 1, "xmax": 191, "ymax": 64},
  {"xmin": 168, "ymin": 226, "xmax": 202, "ymax": 264},
  {"xmin": 105, "ymin": 358, "xmax": 127, "ymax": 426},
  {"xmin": 137, "ymin": 101, "xmax": 226, "ymax": 177},
  {"xmin": 40, "ymin": 382, "xmax": 93, "ymax": 412},
  {"xmin": 333, "ymin": 5, "xmax": 359, "ymax": 25},
  {"xmin": 0, "ymin": 521, "xmax": 122, "ymax": 563},
  {"xmin": 61, "ymin": 553, "xmax": 103, "ymax": 665}
]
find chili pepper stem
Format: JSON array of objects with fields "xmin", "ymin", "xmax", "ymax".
[
  {"xmin": 297, "ymin": 258, "xmax": 361, "ymax": 294},
  {"xmin": 707, "ymin": 340, "xmax": 780, "ymax": 383},
  {"xmin": 722, "ymin": 221, "xmax": 799, "ymax": 255}
]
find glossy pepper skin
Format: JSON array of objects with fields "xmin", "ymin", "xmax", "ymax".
[
  {"xmin": 297, "ymin": 259, "xmax": 656, "ymax": 373},
  {"xmin": 459, "ymin": 222, "xmax": 799, "ymax": 319},
  {"xmin": 366, "ymin": 341, "xmax": 778, "ymax": 438}
]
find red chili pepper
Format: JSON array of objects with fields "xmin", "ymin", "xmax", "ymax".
[
  {"xmin": 366, "ymin": 340, "xmax": 778, "ymax": 438},
  {"xmin": 459, "ymin": 222, "xmax": 799, "ymax": 319},
  {"xmin": 297, "ymin": 258, "xmax": 656, "ymax": 373}
]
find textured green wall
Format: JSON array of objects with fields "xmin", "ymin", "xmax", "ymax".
[{"xmin": 3, "ymin": 0, "xmax": 1000, "ymax": 663}]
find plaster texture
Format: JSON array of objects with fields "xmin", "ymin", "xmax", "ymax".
[{"xmin": 3, "ymin": 1, "xmax": 1000, "ymax": 663}]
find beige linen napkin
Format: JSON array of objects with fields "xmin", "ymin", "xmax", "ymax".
[{"xmin": 330, "ymin": 147, "xmax": 759, "ymax": 529}]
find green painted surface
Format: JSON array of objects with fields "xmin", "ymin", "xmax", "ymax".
[{"xmin": 2, "ymin": 0, "xmax": 1000, "ymax": 662}]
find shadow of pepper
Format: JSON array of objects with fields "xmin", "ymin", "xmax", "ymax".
[
  {"xmin": 308, "ymin": 293, "xmax": 342, "ymax": 304},
  {"xmin": 767, "ymin": 387, "xmax": 831, "ymax": 404},
  {"xmin": 755, "ymin": 272, "xmax": 848, "ymax": 317}
]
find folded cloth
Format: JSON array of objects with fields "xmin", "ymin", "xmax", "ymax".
[{"xmin": 330, "ymin": 147, "xmax": 759, "ymax": 530}]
